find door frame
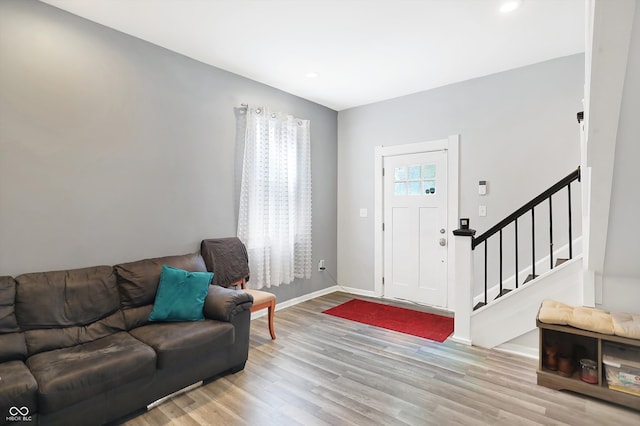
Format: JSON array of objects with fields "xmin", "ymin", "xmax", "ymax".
[{"xmin": 374, "ymin": 135, "xmax": 459, "ymax": 310}]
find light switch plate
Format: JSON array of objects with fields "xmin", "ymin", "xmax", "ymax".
[
  {"xmin": 479, "ymin": 205, "xmax": 487, "ymax": 217},
  {"xmin": 359, "ymin": 208, "xmax": 368, "ymax": 218}
]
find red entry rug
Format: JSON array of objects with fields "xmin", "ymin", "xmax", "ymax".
[{"xmin": 323, "ymin": 299, "xmax": 454, "ymax": 342}]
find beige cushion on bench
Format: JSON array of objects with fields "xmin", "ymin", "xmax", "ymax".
[
  {"xmin": 612, "ymin": 312, "xmax": 640, "ymax": 339},
  {"xmin": 538, "ymin": 299, "xmax": 574, "ymax": 325},
  {"xmin": 538, "ymin": 299, "xmax": 617, "ymax": 336},
  {"xmin": 538, "ymin": 299, "xmax": 640, "ymax": 338},
  {"xmin": 568, "ymin": 306, "xmax": 614, "ymax": 335},
  {"xmin": 538, "ymin": 298, "xmax": 615, "ymax": 335}
]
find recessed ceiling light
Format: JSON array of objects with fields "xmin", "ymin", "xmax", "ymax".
[
  {"xmin": 500, "ymin": 0, "xmax": 522, "ymax": 13},
  {"xmin": 305, "ymin": 72, "xmax": 319, "ymax": 79}
]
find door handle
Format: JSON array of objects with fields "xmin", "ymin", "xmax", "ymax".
[{"xmin": 439, "ymin": 238, "xmax": 447, "ymax": 246}]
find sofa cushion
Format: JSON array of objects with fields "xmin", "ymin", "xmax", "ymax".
[
  {"xmin": 0, "ymin": 332, "xmax": 28, "ymax": 363},
  {"xmin": 15, "ymin": 266, "xmax": 119, "ymax": 329},
  {"xmin": 115, "ymin": 253, "xmax": 207, "ymax": 308},
  {"xmin": 0, "ymin": 276, "xmax": 19, "ymax": 333},
  {"xmin": 122, "ymin": 305, "xmax": 154, "ymax": 330},
  {"xmin": 26, "ymin": 332, "xmax": 156, "ymax": 414},
  {"xmin": 0, "ymin": 361, "xmax": 37, "ymax": 419},
  {"xmin": 0, "ymin": 276, "xmax": 27, "ymax": 363},
  {"xmin": 129, "ymin": 320, "xmax": 234, "ymax": 369},
  {"xmin": 24, "ymin": 310, "xmax": 126, "ymax": 355},
  {"xmin": 148, "ymin": 266, "xmax": 212, "ymax": 322}
]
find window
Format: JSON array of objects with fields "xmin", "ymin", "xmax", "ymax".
[
  {"xmin": 237, "ymin": 106, "xmax": 312, "ymax": 288},
  {"xmin": 394, "ymin": 163, "xmax": 436, "ymax": 196}
]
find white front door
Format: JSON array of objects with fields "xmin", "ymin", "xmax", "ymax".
[{"xmin": 383, "ymin": 150, "xmax": 448, "ymax": 307}]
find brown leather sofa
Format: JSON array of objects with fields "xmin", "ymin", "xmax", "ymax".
[{"xmin": 0, "ymin": 251, "xmax": 253, "ymax": 425}]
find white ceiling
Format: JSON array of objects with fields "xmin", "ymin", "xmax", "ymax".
[{"xmin": 40, "ymin": 0, "xmax": 585, "ymax": 111}]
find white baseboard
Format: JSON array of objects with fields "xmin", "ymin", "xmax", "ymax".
[
  {"xmin": 337, "ymin": 286, "xmax": 381, "ymax": 298},
  {"xmin": 250, "ymin": 285, "xmax": 340, "ymax": 320},
  {"xmin": 450, "ymin": 335, "xmax": 472, "ymax": 346},
  {"xmin": 494, "ymin": 342, "xmax": 539, "ymax": 360}
]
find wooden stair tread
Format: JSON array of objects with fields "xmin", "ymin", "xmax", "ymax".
[
  {"xmin": 473, "ymin": 301, "xmax": 486, "ymax": 311},
  {"xmin": 494, "ymin": 289, "xmax": 512, "ymax": 299},
  {"xmin": 555, "ymin": 258, "xmax": 569, "ymax": 267},
  {"xmin": 523, "ymin": 274, "xmax": 538, "ymax": 284}
]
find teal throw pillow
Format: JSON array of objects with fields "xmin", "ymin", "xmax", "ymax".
[{"xmin": 148, "ymin": 265, "xmax": 213, "ymax": 322}]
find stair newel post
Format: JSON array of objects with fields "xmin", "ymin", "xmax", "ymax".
[{"xmin": 452, "ymin": 221, "xmax": 476, "ymax": 345}]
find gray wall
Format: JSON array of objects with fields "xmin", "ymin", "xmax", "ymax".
[
  {"xmin": 0, "ymin": 0, "xmax": 337, "ymax": 304},
  {"xmin": 601, "ymin": 3, "xmax": 640, "ymax": 313},
  {"xmin": 337, "ymin": 54, "xmax": 584, "ymax": 295}
]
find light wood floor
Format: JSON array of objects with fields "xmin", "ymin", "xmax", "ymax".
[{"xmin": 122, "ymin": 292, "xmax": 640, "ymax": 426}]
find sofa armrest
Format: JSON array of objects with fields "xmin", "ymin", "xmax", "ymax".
[{"xmin": 203, "ymin": 285, "xmax": 253, "ymax": 322}]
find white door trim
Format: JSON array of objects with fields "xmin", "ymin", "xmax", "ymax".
[{"xmin": 374, "ymin": 135, "xmax": 459, "ymax": 310}]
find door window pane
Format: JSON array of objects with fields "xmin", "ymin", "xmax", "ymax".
[
  {"xmin": 393, "ymin": 162, "xmax": 437, "ymax": 196},
  {"xmin": 423, "ymin": 164, "xmax": 436, "ymax": 179},
  {"xmin": 408, "ymin": 181, "xmax": 421, "ymax": 195},
  {"xmin": 408, "ymin": 165, "xmax": 421, "ymax": 180},
  {"xmin": 394, "ymin": 167, "xmax": 407, "ymax": 181},
  {"xmin": 424, "ymin": 180, "xmax": 436, "ymax": 194},
  {"xmin": 394, "ymin": 182, "xmax": 407, "ymax": 195}
]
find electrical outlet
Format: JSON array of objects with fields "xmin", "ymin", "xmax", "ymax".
[
  {"xmin": 318, "ymin": 259, "xmax": 325, "ymax": 272},
  {"xmin": 479, "ymin": 205, "xmax": 487, "ymax": 217}
]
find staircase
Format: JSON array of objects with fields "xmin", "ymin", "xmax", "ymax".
[
  {"xmin": 471, "ymin": 256, "xmax": 583, "ymax": 350},
  {"xmin": 452, "ymin": 167, "xmax": 583, "ymax": 351}
]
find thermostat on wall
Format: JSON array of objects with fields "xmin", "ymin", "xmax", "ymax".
[{"xmin": 479, "ymin": 180, "xmax": 487, "ymax": 195}]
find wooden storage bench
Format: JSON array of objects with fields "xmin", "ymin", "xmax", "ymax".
[{"xmin": 537, "ymin": 318, "xmax": 640, "ymax": 410}]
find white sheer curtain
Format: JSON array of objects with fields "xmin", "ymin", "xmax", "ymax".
[{"xmin": 237, "ymin": 106, "xmax": 312, "ymax": 289}]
